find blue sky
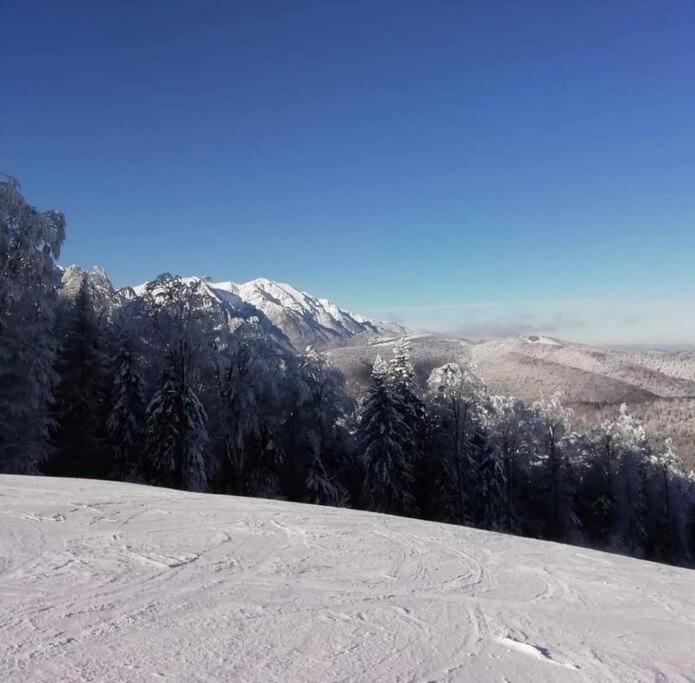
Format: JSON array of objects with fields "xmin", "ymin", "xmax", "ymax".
[{"xmin": 4, "ymin": 1, "xmax": 695, "ymax": 344}]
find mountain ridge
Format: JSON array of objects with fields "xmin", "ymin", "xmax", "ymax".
[{"xmin": 60, "ymin": 266, "xmax": 404, "ymax": 350}]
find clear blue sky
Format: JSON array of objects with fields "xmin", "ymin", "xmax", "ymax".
[{"xmin": 4, "ymin": 0, "xmax": 695, "ymax": 344}]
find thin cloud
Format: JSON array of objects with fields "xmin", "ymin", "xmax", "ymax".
[{"xmin": 451, "ymin": 313, "xmax": 587, "ymax": 340}]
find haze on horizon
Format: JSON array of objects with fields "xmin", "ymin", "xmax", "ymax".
[{"xmin": 4, "ymin": 1, "xmax": 694, "ymax": 346}]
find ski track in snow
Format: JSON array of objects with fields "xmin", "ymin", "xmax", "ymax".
[{"xmin": 1, "ymin": 476, "xmax": 694, "ymax": 682}]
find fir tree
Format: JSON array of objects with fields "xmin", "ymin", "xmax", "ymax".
[
  {"xmin": 427, "ymin": 362, "xmax": 486, "ymax": 524},
  {"xmin": 488, "ymin": 396, "xmax": 536, "ymax": 532},
  {"xmin": 388, "ymin": 338, "xmax": 425, "ymax": 492},
  {"xmin": 646, "ymin": 439, "xmax": 685, "ymax": 563},
  {"xmin": 145, "ymin": 367, "xmax": 208, "ymax": 491},
  {"xmin": 47, "ymin": 275, "xmax": 110, "ymax": 478},
  {"xmin": 607, "ymin": 405, "xmax": 649, "ymax": 556},
  {"xmin": 532, "ymin": 394, "xmax": 579, "ymax": 541},
  {"xmin": 212, "ymin": 319, "xmax": 285, "ymax": 495},
  {"xmin": 106, "ymin": 335, "xmax": 147, "ymax": 480},
  {"xmin": 280, "ymin": 348, "xmax": 353, "ymax": 503},
  {"xmin": 359, "ymin": 355, "xmax": 412, "ymax": 514},
  {"xmin": 305, "ymin": 449, "xmax": 339, "ymax": 505},
  {"xmin": 140, "ymin": 275, "xmax": 218, "ymax": 491}
]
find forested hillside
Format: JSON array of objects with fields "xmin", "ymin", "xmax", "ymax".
[{"xmin": 2, "ymin": 177, "xmax": 695, "ymax": 568}]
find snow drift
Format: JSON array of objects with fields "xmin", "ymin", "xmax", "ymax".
[{"xmin": 1, "ymin": 475, "xmax": 693, "ymax": 682}]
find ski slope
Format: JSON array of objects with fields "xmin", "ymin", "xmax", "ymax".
[{"xmin": 1, "ymin": 476, "xmax": 693, "ymax": 682}]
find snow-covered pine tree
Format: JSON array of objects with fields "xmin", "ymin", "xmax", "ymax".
[
  {"xmin": 140, "ymin": 275, "xmax": 217, "ymax": 492},
  {"xmin": 488, "ymin": 396, "xmax": 536, "ymax": 532},
  {"xmin": 284, "ymin": 347, "xmax": 354, "ymax": 504},
  {"xmin": 531, "ymin": 393, "xmax": 579, "ymax": 541},
  {"xmin": 145, "ymin": 367, "xmax": 208, "ymax": 491},
  {"xmin": 305, "ymin": 447, "xmax": 339, "ymax": 506},
  {"xmin": 212, "ymin": 318, "xmax": 285, "ymax": 496},
  {"xmin": 388, "ymin": 338, "xmax": 425, "ymax": 497},
  {"xmin": 606, "ymin": 404, "xmax": 649, "ymax": 556},
  {"xmin": 47, "ymin": 273, "xmax": 110, "ymax": 478},
  {"xmin": 0, "ymin": 177, "xmax": 65, "ymax": 473},
  {"xmin": 579, "ymin": 422, "xmax": 619, "ymax": 546},
  {"xmin": 359, "ymin": 355, "xmax": 412, "ymax": 514},
  {"xmin": 106, "ymin": 334, "xmax": 147, "ymax": 480},
  {"xmin": 645, "ymin": 438, "xmax": 687, "ymax": 563},
  {"xmin": 388, "ymin": 338, "xmax": 424, "ymax": 427},
  {"xmin": 685, "ymin": 471, "xmax": 695, "ymax": 563},
  {"xmin": 426, "ymin": 362, "xmax": 486, "ymax": 524},
  {"xmin": 409, "ymin": 405, "xmax": 449, "ymax": 521}
]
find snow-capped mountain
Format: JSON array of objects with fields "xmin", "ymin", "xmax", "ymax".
[
  {"xmin": 58, "ymin": 265, "xmax": 116, "ymax": 310},
  {"xmin": 60, "ymin": 267, "xmax": 399, "ymax": 350},
  {"xmin": 211, "ymin": 278, "xmax": 384, "ymax": 349}
]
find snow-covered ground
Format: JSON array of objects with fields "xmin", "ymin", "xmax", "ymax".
[{"xmin": 1, "ymin": 476, "xmax": 694, "ymax": 682}]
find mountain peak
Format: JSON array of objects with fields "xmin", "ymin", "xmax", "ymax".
[{"xmin": 211, "ymin": 277, "xmax": 384, "ymax": 348}]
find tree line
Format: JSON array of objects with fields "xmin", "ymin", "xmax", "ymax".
[{"xmin": 2, "ymin": 177, "xmax": 695, "ymax": 567}]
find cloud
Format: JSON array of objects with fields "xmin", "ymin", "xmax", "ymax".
[{"xmin": 450, "ymin": 313, "xmax": 586, "ymax": 340}]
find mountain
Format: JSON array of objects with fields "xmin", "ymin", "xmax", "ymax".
[
  {"xmin": 1, "ymin": 474, "xmax": 693, "ymax": 682},
  {"xmin": 211, "ymin": 278, "xmax": 398, "ymax": 349},
  {"xmin": 58, "ymin": 265, "xmax": 117, "ymax": 312},
  {"xmin": 59, "ymin": 267, "xmax": 400, "ymax": 350},
  {"xmin": 325, "ymin": 332, "xmax": 695, "ymax": 467}
]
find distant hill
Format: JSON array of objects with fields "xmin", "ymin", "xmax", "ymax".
[{"xmin": 325, "ymin": 333, "xmax": 695, "ymax": 467}]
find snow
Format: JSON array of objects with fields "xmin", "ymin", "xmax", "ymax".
[
  {"xmin": 212, "ymin": 277, "xmax": 381, "ymax": 347},
  {"xmin": 1, "ymin": 476, "xmax": 694, "ymax": 682},
  {"xmin": 126, "ymin": 274, "xmax": 399, "ymax": 349},
  {"xmin": 524, "ymin": 335, "xmax": 563, "ymax": 346}
]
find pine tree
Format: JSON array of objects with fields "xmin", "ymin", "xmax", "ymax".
[
  {"xmin": 410, "ymin": 406, "xmax": 448, "ymax": 521},
  {"xmin": 305, "ymin": 449, "xmax": 339, "ymax": 505},
  {"xmin": 427, "ymin": 362, "xmax": 486, "ymax": 524},
  {"xmin": 359, "ymin": 355, "xmax": 412, "ymax": 514},
  {"xmin": 145, "ymin": 367, "xmax": 208, "ymax": 491},
  {"xmin": 106, "ymin": 335, "xmax": 147, "ymax": 480},
  {"xmin": 580, "ymin": 424, "xmax": 619, "ymax": 546},
  {"xmin": 388, "ymin": 338, "xmax": 425, "ymax": 494},
  {"xmin": 140, "ymin": 275, "xmax": 218, "ymax": 491},
  {"xmin": 212, "ymin": 319, "xmax": 285, "ymax": 495},
  {"xmin": 488, "ymin": 396, "xmax": 536, "ymax": 532},
  {"xmin": 0, "ymin": 177, "xmax": 65, "ymax": 473},
  {"xmin": 276, "ymin": 348, "xmax": 353, "ymax": 502},
  {"xmin": 47, "ymin": 274, "xmax": 110, "ymax": 478},
  {"xmin": 607, "ymin": 405, "xmax": 649, "ymax": 556},
  {"xmin": 476, "ymin": 436, "xmax": 507, "ymax": 531},
  {"xmin": 646, "ymin": 439, "xmax": 686, "ymax": 563},
  {"xmin": 532, "ymin": 393, "xmax": 579, "ymax": 541}
]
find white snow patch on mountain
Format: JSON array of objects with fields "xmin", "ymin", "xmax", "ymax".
[
  {"xmin": 126, "ymin": 274, "xmax": 398, "ymax": 349},
  {"xmin": 1, "ymin": 475, "xmax": 693, "ymax": 682},
  {"xmin": 211, "ymin": 277, "xmax": 382, "ymax": 347}
]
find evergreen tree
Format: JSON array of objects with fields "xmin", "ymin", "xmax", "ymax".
[
  {"xmin": 645, "ymin": 439, "xmax": 686, "ymax": 563},
  {"xmin": 305, "ymin": 450, "xmax": 339, "ymax": 505},
  {"xmin": 47, "ymin": 274, "xmax": 110, "ymax": 478},
  {"xmin": 212, "ymin": 319, "xmax": 285, "ymax": 495},
  {"xmin": 283, "ymin": 348, "xmax": 354, "ymax": 503},
  {"xmin": 409, "ymin": 406, "xmax": 448, "ymax": 521},
  {"xmin": 388, "ymin": 338, "xmax": 425, "ymax": 500},
  {"xmin": 145, "ymin": 367, "xmax": 208, "ymax": 491},
  {"xmin": 359, "ymin": 356, "xmax": 412, "ymax": 514},
  {"xmin": 0, "ymin": 177, "xmax": 65, "ymax": 472},
  {"xmin": 531, "ymin": 394, "xmax": 579, "ymax": 541},
  {"xmin": 579, "ymin": 424, "xmax": 619, "ymax": 546},
  {"xmin": 427, "ymin": 362, "xmax": 486, "ymax": 524},
  {"xmin": 488, "ymin": 396, "xmax": 536, "ymax": 532},
  {"xmin": 106, "ymin": 334, "xmax": 147, "ymax": 480},
  {"xmin": 140, "ymin": 275, "xmax": 217, "ymax": 491},
  {"xmin": 607, "ymin": 405, "xmax": 649, "ymax": 556},
  {"xmin": 476, "ymin": 431, "xmax": 508, "ymax": 530}
]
